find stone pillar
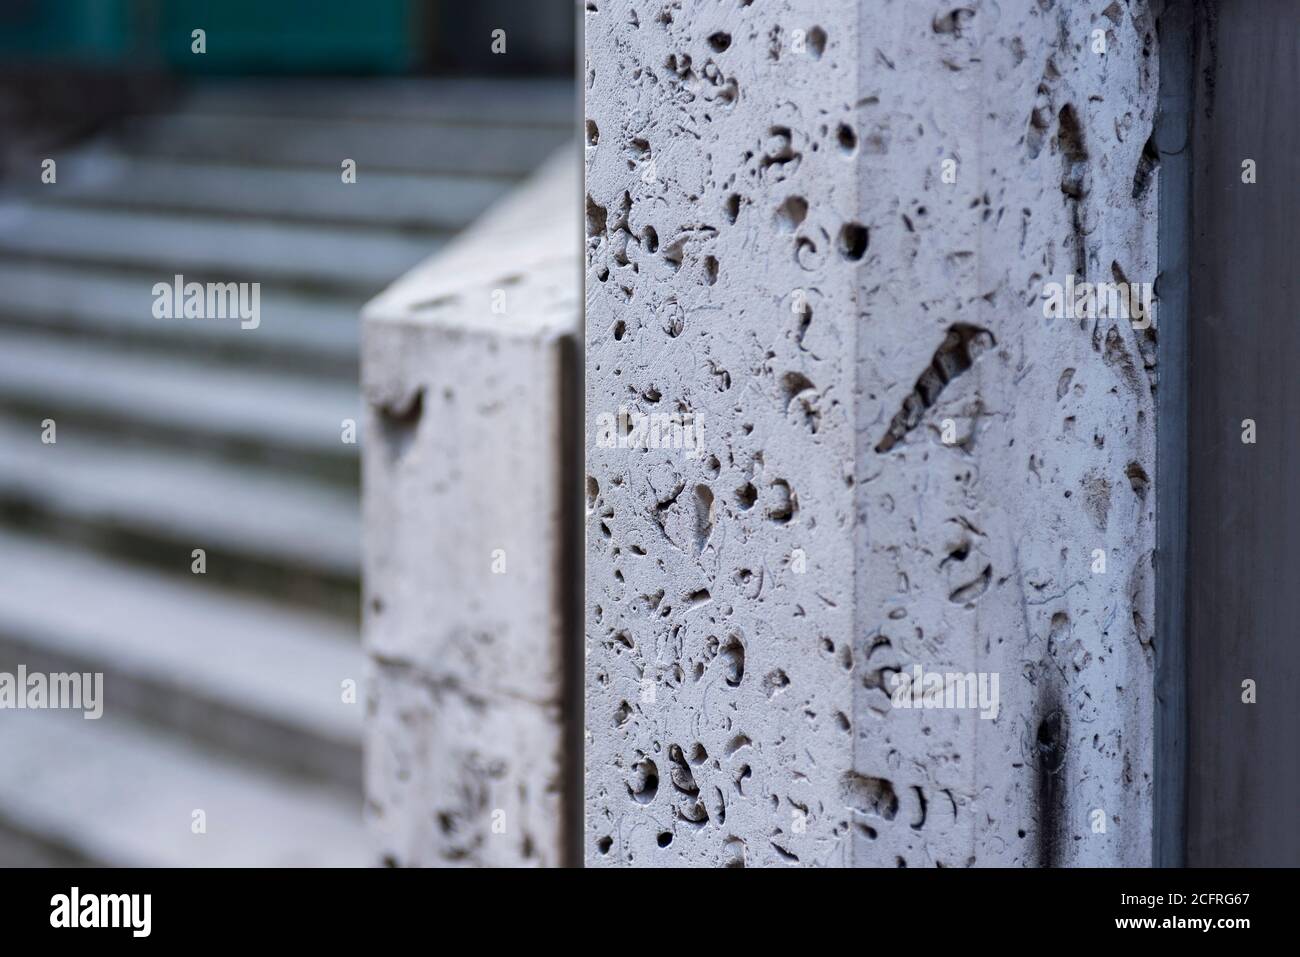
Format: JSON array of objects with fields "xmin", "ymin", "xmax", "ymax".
[
  {"xmin": 362, "ymin": 152, "xmax": 582, "ymax": 867},
  {"xmin": 585, "ymin": 0, "xmax": 1156, "ymax": 866}
]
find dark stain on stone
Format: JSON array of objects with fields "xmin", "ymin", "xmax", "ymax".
[{"xmin": 1033, "ymin": 692, "xmax": 1069, "ymax": 868}]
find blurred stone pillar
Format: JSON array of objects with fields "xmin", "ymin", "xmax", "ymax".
[
  {"xmin": 362, "ymin": 152, "xmax": 582, "ymax": 867},
  {"xmin": 584, "ymin": 0, "xmax": 1156, "ymax": 866}
]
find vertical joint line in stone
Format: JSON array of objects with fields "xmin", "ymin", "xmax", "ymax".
[{"xmin": 1153, "ymin": 0, "xmax": 1194, "ymax": 869}]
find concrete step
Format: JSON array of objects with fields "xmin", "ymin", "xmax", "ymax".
[
  {"xmin": 0, "ymin": 328, "xmax": 359, "ymax": 483},
  {"xmin": 0, "ymin": 201, "xmax": 440, "ymax": 296},
  {"xmin": 0, "ymin": 260, "xmax": 358, "ymax": 375},
  {"xmin": 0, "ymin": 415, "xmax": 359, "ymax": 616},
  {"xmin": 32, "ymin": 150, "xmax": 511, "ymax": 233},
  {"xmin": 177, "ymin": 78, "xmax": 575, "ymax": 127},
  {"xmin": 110, "ymin": 111, "xmax": 570, "ymax": 178},
  {"xmin": 0, "ymin": 529, "xmax": 361, "ymax": 789},
  {"xmin": 0, "ymin": 708, "xmax": 368, "ymax": 867}
]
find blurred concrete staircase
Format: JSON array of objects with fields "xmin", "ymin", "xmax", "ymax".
[{"xmin": 0, "ymin": 79, "xmax": 571, "ymax": 865}]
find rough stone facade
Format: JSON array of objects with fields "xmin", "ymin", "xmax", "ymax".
[{"xmin": 585, "ymin": 0, "xmax": 1156, "ymax": 866}]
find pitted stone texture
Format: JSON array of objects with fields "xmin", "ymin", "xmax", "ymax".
[
  {"xmin": 586, "ymin": 0, "xmax": 861, "ymax": 868},
  {"xmin": 852, "ymin": 0, "xmax": 1157, "ymax": 869},
  {"xmin": 363, "ymin": 154, "xmax": 580, "ymax": 867},
  {"xmin": 365, "ymin": 664, "xmax": 566, "ymax": 867},
  {"xmin": 586, "ymin": 0, "xmax": 1155, "ymax": 867}
]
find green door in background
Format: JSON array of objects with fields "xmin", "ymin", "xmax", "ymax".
[{"xmin": 0, "ymin": 0, "xmax": 418, "ymax": 73}]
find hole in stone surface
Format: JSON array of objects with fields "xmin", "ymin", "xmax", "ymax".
[
  {"xmin": 767, "ymin": 479, "xmax": 796, "ymax": 523},
  {"xmin": 657, "ymin": 831, "xmax": 673, "ymax": 847},
  {"xmin": 585, "ymin": 194, "xmax": 607, "ymax": 237},
  {"xmin": 719, "ymin": 634, "xmax": 746, "ymax": 687},
  {"xmin": 949, "ymin": 564, "xmax": 992, "ymax": 604},
  {"xmin": 836, "ymin": 123, "xmax": 857, "ymax": 155},
  {"xmin": 662, "ymin": 236, "xmax": 686, "ymax": 271},
  {"xmin": 708, "ymin": 31, "xmax": 731, "ymax": 52},
  {"xmin": 807, "ymin": 26, "xmax": 827, "ymax": 58},
  {"xmin": 735, "ymin": 482, "xmax": 757, "ymax": 510},
  {"xmin": 943, "ymin": 541, "xmax": 970, "ymax": 565},
  {"xmin": 1131, "ymin": 131, "xmax": 1159, "ymax": 199},
  {"xmin": 839, "ymin": 771, "xmax": 899, "ymax": 821},
  {"xmin": 875, "ymin": 323, "xmax": 995, "ymax": 453},
  {"xmin": 668, "ymin": 744, "xmax": 699, "ymax": 794},
  {"xmin": 1035, "ymin": 709, "xmax": 1068, "ymax": 772},
  {"xmin": 734, "ymin": 764, "xmax": 752, "ymax": 795},
  {"xmin": 761, "ymin": 125, "xmax": 801, "ymax": 180},
  {"xmin": 659, "ymin": 300, "xmax": 685, "ymax": 338},
  {"xmin": 1125, "ymin": 461, "xmax": 1150, "ymax": 498},
  {"xmin": 763, "ymin": 669, "xmax": 791, "ymax": 697},
  {"xmin": 724, "ymin": 838, "xmax": 746, "ymax": 867},
  {"xmin": 693, "ymin": 484, "xmax": 715, "ymax": 553},
  {"xmin": 932, "ymin": 8, "xmax": 975, "ymax": 36},
  {"xmin": 795, "ymin": 301, "xmax": 812, "ymax": 348},
  {"xmin": 724, "ymin": 192, "xmax": 742, "ymax": 223},
  {"xmin": 838, "ymin": 222, "xmax": 869, "ymax": 260},
  {"xmin": 725, "ymin": 733, "xmax": 751, "ymax": 756},
  {"xmin": 597, "ymin": 836, "xmax": 613, "ymax": 854},
  {"xmin": 683, "ymin": 587, "xmax": 710, "ymax": 609},
  {"xmin": 677, "ymin": 800, "xmax": 710, "ymax": 827},
  {"xmin": 1056, "ymin": 104, "xmax": 1088, "ymax": 163},
  {"xmin": 775, "ymin": 195, "xmax": 808, "ymax": 232},
  {"xmin": 794, "ymin": 235, "xmax": 818, "ymax": 267},
  {"xmin": 784, "ymin": 380, "xmax": 821, "ymax": 434},
  {"xmin": 628, "ymin": 758, "xmax": 659, "ymax": 804},
  {"xmin": 409, "ymin": 293, "xmax": 458, "ymax": 314},
  {"xmin": 585, "ymin": 119, "xmax": 599, "ymax": 146},
  {"xmin": 704, "ymin": 255, "xmax": 719, "ymax": 285},
  {"xmin": 781, "ymin": 370, "xmax": 815, "ymax": 407},
  {"xmin": 612, "ymin": 320, "xmax": 625, "ymax": 341},
  {"xmin": 376, "ymin": 387, "xmax": 424, "ymax": 461}
]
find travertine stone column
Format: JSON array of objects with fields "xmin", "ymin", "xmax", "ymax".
[{"xmin": 585, "ymin": 0, "xmax": 1156, "ymax": 867}]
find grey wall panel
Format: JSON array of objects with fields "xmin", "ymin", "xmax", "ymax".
[{"xmin": 1187, "ymin": 0, "xmax": 1300, "ymax": 867}]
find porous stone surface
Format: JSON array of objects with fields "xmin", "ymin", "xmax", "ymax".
[
  {"xmin": 362, "ymin": 154, "xmax": 581, "ymax": 867},
  {"xmin": 585, "ymin": 0, "xmax": 1156, "ymax": 867}
]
